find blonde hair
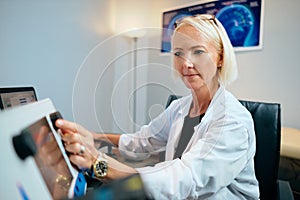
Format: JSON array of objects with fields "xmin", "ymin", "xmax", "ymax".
[{"xmin": 172, "ymin": 14, "xmax": 238, "ymax": 85}]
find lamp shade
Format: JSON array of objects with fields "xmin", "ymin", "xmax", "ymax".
[{"xmin": 123, "ymin": 28, "xmax": 146, "ymax": 38}]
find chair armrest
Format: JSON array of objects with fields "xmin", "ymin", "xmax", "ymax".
[
  {"xmin": 95, "ymin": 140, "xmax": 118, "ymax": 159},
  {"xmin": 278, "ymin": 180, "xmax": 294, "ymax": 200}
]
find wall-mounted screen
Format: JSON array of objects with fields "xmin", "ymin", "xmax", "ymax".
[{"xmin": 161, "ymin": 0, "xmax": 264, "ymax": 53}]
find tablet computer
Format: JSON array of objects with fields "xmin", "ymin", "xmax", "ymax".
[{"xmin": 20, "ymin": 113, "xmax": 86, "ymax": 199}]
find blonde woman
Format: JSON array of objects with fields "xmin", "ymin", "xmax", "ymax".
[{"xmin": 56, "ymin": 14, "xmax": 259, "ymax": 199}]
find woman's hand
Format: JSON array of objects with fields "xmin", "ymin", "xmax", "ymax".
[
  {"xmin": 55, "ymin": 119, "xmax": 99, "ymax": 170},
  {"xmin": 55, "ymin": 119, "xmax": 138, "ymax": 182}
]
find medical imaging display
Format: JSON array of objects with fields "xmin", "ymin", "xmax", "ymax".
[{"xmin": 161, "ymin": 0, "xmax": 263, "ymax": 52}]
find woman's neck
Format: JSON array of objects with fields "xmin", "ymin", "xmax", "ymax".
[{"xmin": 190, "ymin": 81, "xmax": 219, "ymax": 117}]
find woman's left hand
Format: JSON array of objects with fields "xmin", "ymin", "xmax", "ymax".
[{"xmin": 55, "ymin": 119, "xmax": 99, "ymax": 170}]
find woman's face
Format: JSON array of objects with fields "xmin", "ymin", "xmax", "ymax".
[{"xmin": 172, "ymin": 24, "xmax": 221, "ymax": 92}]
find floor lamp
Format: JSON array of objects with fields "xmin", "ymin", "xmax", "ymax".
[{"xmin": 124, "ymin": 28, "xmax": 146, "ymax": 132}]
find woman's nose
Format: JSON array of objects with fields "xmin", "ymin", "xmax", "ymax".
[{"xmin": 182, "ymin": 57, "xmax": 194, "ymax": 68}]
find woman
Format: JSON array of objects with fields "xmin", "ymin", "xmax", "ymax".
[{"xmin": 56, "ymin": 14, "xmax": 259, "ymax": 199}]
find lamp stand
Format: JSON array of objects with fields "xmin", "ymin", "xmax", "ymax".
[
  {"xmin": 124, "ymin": 28, "xmax": 146, "ymax": 133},
  {"xmin": 132, "ymin": 37, "xmax": 138, "ymax": 132}
]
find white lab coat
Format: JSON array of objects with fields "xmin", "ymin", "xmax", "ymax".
[{"xmin": 119, "ymin": 86, "xmax": 260, "ymax": 199}]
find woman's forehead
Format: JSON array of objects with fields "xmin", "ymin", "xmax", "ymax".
[{"xmin": 172, "ymin": 25, "xmax": 211, "ymax": 49}]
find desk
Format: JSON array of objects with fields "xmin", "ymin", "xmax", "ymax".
[
  {"xmin": 113, "ymin": 148, "xmax": 160, "ymax": 168},
  {"xmin": 281, "ymin": 127, "xmax": 300, "ymax": 160},
  {"xmin": 99, "ymin": 146, "xmax": 160, "ymax": 168}
]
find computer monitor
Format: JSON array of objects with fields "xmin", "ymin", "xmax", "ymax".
[{"xmin": 0, "ymin": 86, "xmax": 37, "ymax": 110}]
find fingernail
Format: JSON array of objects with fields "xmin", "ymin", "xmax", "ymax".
[{"xmin": 56, "ymin": 119, "xmax": 63, "ymax": 126}]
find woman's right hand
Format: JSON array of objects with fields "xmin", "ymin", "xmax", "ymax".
[
  {"xmin": 55, "ymin": 119, "xmax": 99, "ymax": 170},
  {"xmin": 55, "ymin": 119, "xmax": 138, "ymax": 182}
]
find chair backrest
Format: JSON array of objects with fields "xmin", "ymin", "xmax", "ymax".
[
  {"xmin": 165, "ymin": 95, "xmax": 182, "ymax": 109},
  {"xmin": 239, "ymin": 100, "xmax": 281, "ymax": 200},
  {"xmin": 166, "ymin": 95, "xmax": 281, "ymax": 200}
]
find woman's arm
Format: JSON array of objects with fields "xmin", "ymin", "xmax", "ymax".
[{"xmin": 92, "ymin": 132, "xmax": 121, "ymax": 147}]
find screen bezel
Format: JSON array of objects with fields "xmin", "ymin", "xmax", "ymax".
[{"xmin": 0, "ymin": 86, "xmax": 37, "ymax": 110}]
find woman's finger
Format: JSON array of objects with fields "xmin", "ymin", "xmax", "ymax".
[
  {"xmin": 61, "ymin": 132, "xmax": 81, "ymax": 144},
  {"xmin": 56, "ymin": 119, "xmax": 79, "ymax": 133},
  {"xmin": 64, "ymin": 142, "xmax": 82, "ymax": 155},
  {"xmin": 56, "ymin": 119, "xmax": 90, "ymax": 137},
  {"xmin": 69, "ymin": 154, "xmax": 92, "ymax": 169}
]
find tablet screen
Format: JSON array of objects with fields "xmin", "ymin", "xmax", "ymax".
[{"xmin": 22, "ymin": 116, "xmax": 76, "ymax": 199}]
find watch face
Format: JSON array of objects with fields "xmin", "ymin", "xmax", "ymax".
[{"xmin": 95, "ymin": 160, "xmax": 108, "ymax": 178}]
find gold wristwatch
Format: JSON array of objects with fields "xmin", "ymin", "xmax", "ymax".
[{"xmin": 93, "ymin": 152, "xmax": 108, "ymax": 179}]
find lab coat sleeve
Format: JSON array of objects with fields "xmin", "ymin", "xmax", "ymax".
[
  {"xmin": 118, "ymin": 103, "xmax": 174, "ymax": 160},
  {"xmin": 136, "ymin": 118, "xmax": 253, "ymax": 199}
]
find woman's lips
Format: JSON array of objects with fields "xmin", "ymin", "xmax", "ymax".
[{"xmin": 184, "ymin": 74, "xmax": 199, "ymax": 77}]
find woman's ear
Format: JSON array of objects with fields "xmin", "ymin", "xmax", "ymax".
[
  {"xmin": 217, "ymin": 62, "xmax": 222, "ymax": 68},
  {"xmin": 217, "ymin": 60, "xmax": 223, "ymax": 68},
  {"xmin": 217, "ymin": 52, "xmax": 223, "ymax": 68}
]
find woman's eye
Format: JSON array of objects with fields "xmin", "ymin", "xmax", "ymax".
[
  {"xmin": 174, "ymin": 51, "xmax": 183, "ymax": 57},
  {"xmin": 194, "ymin": 50, "xmax": 205, "ymax": 55}
]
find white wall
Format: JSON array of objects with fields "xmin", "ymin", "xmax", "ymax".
[
  {"xmin": 0, "ymin": 1, "xmax": 114, "ymax": 131},
  {"xmin": 1, "ymin": 0, "xmax": 299, "ymax": 132}
]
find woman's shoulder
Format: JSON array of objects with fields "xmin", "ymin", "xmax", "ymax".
[
  {"xmin": 223, "ymin": 90, "xmax": 254, "ymax": 127},
  {"xmin": 166, "ymin": 94, "xmax": 191, "ymax": 109},
  {"xmin": 164, "ymin": 94, "xmax": 192, "ymax": 120},
  {"xmin": 224, "ymin": 91, "xmax": 250, "ymax": 113}
]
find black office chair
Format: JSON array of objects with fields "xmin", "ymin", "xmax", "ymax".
[{"xmin": 166, "ymin": 95, "xmax": 294, "ymax": 200}]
